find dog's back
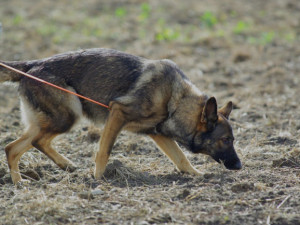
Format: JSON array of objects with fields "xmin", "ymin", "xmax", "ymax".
[
  {"xmin": 1, "ymin": 49, "xmax": 140, "ymax": 119},
  {"xmin": 1, "ymin": 49, "xmax": 179, "ymax": 121}
]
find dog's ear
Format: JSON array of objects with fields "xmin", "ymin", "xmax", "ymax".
[
  {"xmin": 219, "ymin": 101, "xmax": 233, "ymax": 119},
  {"xmin": 201, "ymin": 97, "xmax": 218, "ymax": 125}
]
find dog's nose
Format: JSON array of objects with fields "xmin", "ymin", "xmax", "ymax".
[
  {"xmin": 224, "ymin": 159, "xmax": 242, "ymax": 170},
  {"xmin": 234, "ymin": 160, "xmax": 242, "ymax": 170},
  {"xmin": 230, "ymin": 160, "xmax": 242, "ymax": 170}
]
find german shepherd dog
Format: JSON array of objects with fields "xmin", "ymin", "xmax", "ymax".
[{"xmin": 0, "ymin": 48, "xmax": 242, "ymax": 184}]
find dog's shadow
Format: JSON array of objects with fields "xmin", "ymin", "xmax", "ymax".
[
  {"xmin": 95, "ymin": 160, "xmax": 195, "ymax": 188},
  {"xmin": 10, "ymin": 159, "xmax": 194, "ymax": 188}
]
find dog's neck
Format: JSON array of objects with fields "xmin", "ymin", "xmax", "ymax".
[{"xmin": 156, "ymin": 82, "xmax": 208, "ymax": 151}]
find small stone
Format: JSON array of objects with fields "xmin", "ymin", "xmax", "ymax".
[
  {"xmin": 78, "ymin": 191, "xmax": 94, "ymax": 200},
  {"xmin": 91, "ymin": 189, "xmax": 105, "ymax": 196},
  {"xmin": 203, "ymin": 173, "xmax": 214, "ymax": 179},
  {"xmin": 177, "ymin": 189, "xmax": 190, "ymax": 199}
]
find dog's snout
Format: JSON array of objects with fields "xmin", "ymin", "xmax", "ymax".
[
  {"xmin": 224, "ymin": 157, "xmax": 242, "ymax": 170},
  {"xmin": 229, "ymin": 160, "xmax": 242, "ymax": 170}
]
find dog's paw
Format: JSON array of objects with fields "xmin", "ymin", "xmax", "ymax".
[
  {"xmin": 190, "ymin": 169, "xmax": 203, "ymax": 176},
  {"xmin": 178, "ymin": 167, "xmax": 203, "ymax": 176},
  {"xmin": 65, "ymin": 164, "xmax": 77, "ymax": 173},
  {"xmin": 60, "ymin": 163, "xmax": 77, "ymax": 172},
  {"xmin": 185, "ymin": 168, "xmax": 203, "ymax": 176},
  {"xmin": 93, "ymin": 168, "xmax": 105, "ymax": 180},
  {"xmin": 15, "ymin": 179, "xmax": 31, "ymax": 188},
  {"xmin": 11, "ymin": 172, "xmax": 22, "ymax": 185}
]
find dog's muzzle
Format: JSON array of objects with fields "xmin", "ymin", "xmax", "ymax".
[
  {"xmin": 224, "ymin": 158, "xmax": 242, "ymax": 170},
  {"xmin": 212, "ymin": 151, "xmax": 242, "ymax": 170}
]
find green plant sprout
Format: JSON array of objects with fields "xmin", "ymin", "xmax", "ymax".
[
  {"xmin": 260, "ymin": 31, "xmax": 275, "ymax": 45},
  {"xmin": 13, "ymin": 15, "xmax": 23, "ymax": 25},
  {"xmin": 115, "ymin": 7, "xmax": 127, "ymax": 18},
  {"xmin": 233, "ymin": 21, "xmax": 249, "ymax": 34},
  {"xmin": 155, "ymin": 19, "xmax": 180, "ymax": 41},
  {"xmin": 248, "ymin": 31, "xmax": 275, "ymax": 45},
  {"xmin": 139, "ymin": 3, "xmax": 151, "ymax": 22},
  {"xmin": 201, "ymin": 11, "xmax": 218, "ymax": 28}
]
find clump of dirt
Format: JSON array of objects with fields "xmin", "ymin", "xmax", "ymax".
[
  {"xmin": 147, "ymin": 213, "xmax": 174, "ymax": 224},
  {"xmin": 231, "ymin": 182, "xmax": 255, "ymax": 193},
  {"xmin": 263, "ymin": 137, "xmax": 298, "ymax": 147},
  {"xmin": 273, "ymin": 148, "xmax": 300, "ymax": 168},
  {"xmin": 232, "ymin": 50, "xmax": 251, "ymax": 63},
  {"xmin": 0, "ymin": 168, "xmax": 6, "ymax": 178}
]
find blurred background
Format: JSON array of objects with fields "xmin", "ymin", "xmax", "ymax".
[{"xmin": 1, "ymin": 0, "xmax": 299, "ymax": 59}]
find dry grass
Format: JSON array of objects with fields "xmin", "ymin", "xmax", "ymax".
[{"xmin": 1, "ymin": 0, "xmax": 300, "ymax": 224}]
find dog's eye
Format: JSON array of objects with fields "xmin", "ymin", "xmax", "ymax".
[{"xmin": 221, "ymin": 137, "xmax": 232, "ymax": 145}]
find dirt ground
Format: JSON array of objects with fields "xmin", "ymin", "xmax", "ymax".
[{"xmin": 0, "ymin": 0, "xmax": 300, "ymax": 224}]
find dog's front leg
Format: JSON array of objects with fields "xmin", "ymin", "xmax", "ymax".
[
  {"xmin": 149, "ymin": 134, "xmax": 202, "ymax": 175},
  {"xmin": 94, "ymin": 102, "xmax": 125, "ymax": 179}
]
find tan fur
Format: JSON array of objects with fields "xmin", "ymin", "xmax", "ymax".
[
  {"xmin": 149, "ymin": 134, "xmax": 201, "ymax": 175},
  {"xmin": 94, "ymin": 102, "xmax": 126, "ymax": 178},
  {"xmin": 5, "ymin": 126, "xmax": 39, "ymax": 184}
]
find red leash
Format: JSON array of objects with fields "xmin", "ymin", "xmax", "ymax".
[{"xmin": 0, "ymin": 62, "xmax": 110, "ymax": 109}]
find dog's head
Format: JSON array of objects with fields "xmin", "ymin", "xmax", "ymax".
[{"xmin": 190, "ymin": 97, "xmax": 242, "ymax": 170}]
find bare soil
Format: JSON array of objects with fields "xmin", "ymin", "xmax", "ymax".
[{"xmin": 0, "ymin": 0, "xmax": 299, "ymax": 224}]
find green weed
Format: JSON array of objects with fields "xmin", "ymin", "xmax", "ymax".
[
  {"xmin": 13, "ymin": 15, "xmax": 23, "ymax": 25},
  {"xmin": 284, "ymin": 32, "xmax": 296, "ymax": 42},
  {"xmin": 36, "ymin": 23, "xmax": 57, "ymax": 36},
  {"xmin": 216, "ymin": 29, "xmax": 225, "ymax": 37},
  {"xmin": 224, "ymin": 215, "xmax": 230, "ymax": 222},
  {"xmin": 201, "ymin": 11, "xmax": 218, "ymax": 28},
  {"xmin": 233, "ymin": 21, "xmax": 249, "ymax": 34},
  {"xmin": 260, "ymin": 31, "xmax": 275, "ymax": 44},
  {"xmin": 248, "ymin": 31, "xmax": 275, "ymax": 45},
  {"xmin": 155, "ymin": 19, "xmax": 180, "ymax": 41},
  {"xmin": 230, "ymin": 11, "xmax": 237, "ymax": 17},
  {"xmin": 115, "ymin": 7, "xmax": 127, "ymax": 18},
  {"xmin": 155, "ymin": 27, "xmax": 180, "ymax": 41},
  {"xmin": 139, "ymin": 3, "xmax": 151, "ymax": 22}
]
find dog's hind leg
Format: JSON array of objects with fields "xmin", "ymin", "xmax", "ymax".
[
  {"xmin": 94, "ymin": 102, "xmax": 126, "ymax": 179},
  {"xmin": 149, "ymin": 134, "xmax": 202, "ymax": 175},
  {"xmin": 12, "ymin": 83, "xmax": 80, "ymax": 182},
  {"xmin": 5, "ymin": 126, "xmax": 39, "ymax": 184},
  {"xmin": 31, "ymin": 131, "xmax": 76, "ymax": 172},
  {"xmin": 6, "ymin": 124, "xmax": 76, "ymax": 184}
]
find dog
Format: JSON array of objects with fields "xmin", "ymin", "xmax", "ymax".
[{"xmin": 0, "ymin": 48, "xmax": 242, "ymax": 184}]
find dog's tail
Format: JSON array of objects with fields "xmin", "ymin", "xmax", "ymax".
[{"xmin": 0, "ymin": 60, "xmax": 34, "ymax": 83}]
